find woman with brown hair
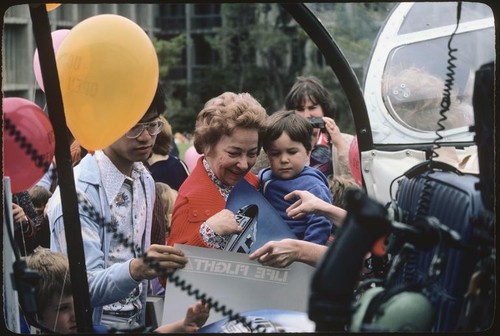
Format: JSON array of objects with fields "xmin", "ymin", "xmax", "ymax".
[{"xmin": 168, "ymin": 92, "xmax": 267, "ymax": 249}]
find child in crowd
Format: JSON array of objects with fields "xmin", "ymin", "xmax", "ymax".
[
  {"xmin": 27, "ymin": 185, "xmax": 53, "ymax": 248},
  {"xmin": 151, "ymin": 182, "xmax": 179, "ymax": 295},
  {"xmin": 156, "ymin": 182, "xmax": 179, "ymax": 240},
  {"xmin": 26, "ymin": 247, "xmax": 210, "ymax": 334},
  {"xmin": 258, "ymin": 110, "xmax": 333, "ymax": 245},
  {"xmin": 27, "ymin": 185, "xmax": 52, "ymax": 218},
  {"xmin": 328, "ymin": 175, "xmax": 360, "ymax": 210},
  {"xmin": 327, "ymin": 174, "xmax": 361, "ymax": 243},
  {"xmin": 146, "ymin": 115, "xmax": 190, "ymax": 191},
  {"xmin": 26, "ymin": 247, "xmax": 81, "ymax": 333},
  {"xmin": 12, "ymin": 191, "xmax": 41, "ymax": 256}
]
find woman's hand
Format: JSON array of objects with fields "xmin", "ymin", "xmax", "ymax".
[
  {"xmin": 285, "ymin": 189, "xmax": 346, "ymax": 227},
  {"xmin": 284, "ymin": 190, "xmax": 322, "ymax": 219},
  {"xmin": 130, "ymin": 244, "xmax": 188, "ymax": 281},
  {"xmin": 205, "ymin": 209, "xmax": 243, "ymax": 236},
  {"xmin": 322, "ymin": 117, "xmax": 345, "ymax": 151},
  {"xmin": 249, "ymin": 239, "xmax": 328, "ymax": 268},
  {"xmin": 249, "ymin": 239, "xmax": 300, "ymax": 268}
]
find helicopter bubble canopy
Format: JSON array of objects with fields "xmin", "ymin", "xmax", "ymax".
[{"xmin": 363, "ymin": 2, "xmax": 494, "ymax": 145}]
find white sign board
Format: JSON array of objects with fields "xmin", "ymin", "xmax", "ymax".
[{"xmin": 162, "ymin": 244, "xmax": 315, "ymax": 326}]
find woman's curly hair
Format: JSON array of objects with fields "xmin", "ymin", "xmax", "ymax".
[{"xmin": 193, "ymin": 92, "xmax": 267, "ymax": 154}]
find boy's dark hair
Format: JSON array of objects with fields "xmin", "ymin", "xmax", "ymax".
[
  {"xmin": 25, "ymin": 247, "xmax": 72, "ymax": 316},
  {"xmin": 284, "ymin": 76, "xmax": 336, "ymax": 119},
  {"xmin": 148, "ymin": 83, "xmax": 167, "ymax": 117},
  {"xmin": 261, "ymin": 110, "xmax": 314, "ymax": 152}
]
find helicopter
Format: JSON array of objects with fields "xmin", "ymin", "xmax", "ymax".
[{"xmin": 295, "ymin": 2, "xmax": 495, "ymax": 332}]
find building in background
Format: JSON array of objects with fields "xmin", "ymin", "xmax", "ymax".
[
  {"xmin": 2, "ymin": 3, "xmax": 225, "ymax": 104},
  {"xmin": 2, "ymin": 3, "xmax": 391, "ymax": 134}
]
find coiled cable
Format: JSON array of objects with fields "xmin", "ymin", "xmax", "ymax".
[{"xmin": 78, "ymin": 191, "xmax": 269, "ymax": 333}]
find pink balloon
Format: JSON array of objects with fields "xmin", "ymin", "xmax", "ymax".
[
  {"xmin": 349, "ymin": 135, "xmax": 362, "ymax": 186},
  {"xmin": 3, "ymin": 97, "xmax": 56, "ymax": 193},
  {"xmin": 33, "ymin": 29, "xmax": 70, "ymax": 91},
  {"xmin": 184, "ymin": 145, "xmax": 202, "ymax": 173}
]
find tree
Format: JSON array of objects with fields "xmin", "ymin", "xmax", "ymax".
[
  {"xmin": 156, "ymin": 3, "xmax": 395, "ymax": 135},
  {"xmin": 196, "ymin": 3, "xmax": 308, "ymax": 113},
  {"xmin": 153, "ymin": 34, "xmax": 190, "ymax": 131},
  {"xmin": 154, "ymin": 34, "xmax": 186, "ymax": 80}
]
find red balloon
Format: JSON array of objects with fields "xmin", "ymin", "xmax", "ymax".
[
  {"xmin": 3, "ymin": 97, "xmax": 56, "ymax": 193},
  {"xmin": 349, "ymin": 135, "xmax": 362, "ymax": 186}
]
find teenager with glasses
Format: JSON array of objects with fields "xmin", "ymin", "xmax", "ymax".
[{"xmin": 47, "ymin": 84, "xmax": 190, "ymax": 330}]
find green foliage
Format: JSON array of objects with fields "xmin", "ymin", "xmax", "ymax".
[
  {"xmin": 155, "ymin": 3, "xmax": 394, "ymax": 135},
  {"xmin": 154, "ymin": 34, "xmax": 186, "ymax": 79},
  {"xmin": 154, "ymin": 34, "xmax": 189, "ymax": 132}
]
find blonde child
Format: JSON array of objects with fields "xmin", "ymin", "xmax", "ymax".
[{"xmin": 26, "ymin": 247, "xmax": 209, "ymax": 333}]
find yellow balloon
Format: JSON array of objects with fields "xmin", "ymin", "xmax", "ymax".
[
  {"xmin": 46, "ymin": 4, "xmax": 61, "ymax": 11},
  {"xmin": 56, "ymin": 14, "xmax": 159, "ymax": 150}
]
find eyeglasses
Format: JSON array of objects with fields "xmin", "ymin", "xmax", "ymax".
[{"xmin": 125, "ymin": 120, "xmax": 164, "ymax": 139}]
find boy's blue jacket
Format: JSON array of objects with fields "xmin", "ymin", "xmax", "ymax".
[{"xmin": 259, "ymin": 166, "xmax": 333, "ymax": 245}]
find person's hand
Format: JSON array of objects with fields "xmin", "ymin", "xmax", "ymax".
[
  {"xmin": 285, "ymin": 189, "xmax": 347, "ymax": 227},
  {"xmin": 12, "ymin": 203, "xmax": 27, "ymax": 223},
  {"xmin": 284, "ymin": 190, "xmax": 321, "ymax": 219},
  {"xmin": 154, "ymin": 301, "xmax": 210, "ymax": 333},
  {"xmin": 130, "ymin": 244, "xmax": 188, "ymax": 281},
  {"xmin": 182, "ymin": 301, "xmax": 210, "ymax": 332},
  {"xmin": 205, "ymin": 209, "xmax": 243, "ymax": 236},
  {"xmin": 249, "ymin": 239, "xmax": 300, "ymax": 268},
  {"xmin": 323, "ymin": 117, "xmax": 345, "ymax": 151}
]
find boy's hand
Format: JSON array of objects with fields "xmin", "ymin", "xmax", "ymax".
[{"xmin": 183, "ymin": 301, "xmax": 210, "ymax": 332}]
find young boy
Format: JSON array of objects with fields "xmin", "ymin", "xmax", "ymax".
[
  {"xmin": 26, "ymin": 247, "xmax": 209, "ymax": 334},
  {"xmin": 258, "ymin": 110, "xmax": 333, "ymax": 245},
  {"xmin": 26, "ymin": 247, "xmax": 77, "ymax": 333}
]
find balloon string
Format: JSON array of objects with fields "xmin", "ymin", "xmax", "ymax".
[{"xmin": 4, "ymin": 116, "xmax": 52, "ymax": 171}]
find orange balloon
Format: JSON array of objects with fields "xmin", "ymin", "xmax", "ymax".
[
  {"xmin": 56, "ymin": 14, "xmax": 159, "ymax": 150},
  {"xmin": 46, "ymin": 3, "xmax": 61, "ymax": 11}
]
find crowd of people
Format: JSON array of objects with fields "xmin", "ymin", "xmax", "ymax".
[{"xmin": 8, "ymin": 74, "xmax": 362, "ymax": 334}]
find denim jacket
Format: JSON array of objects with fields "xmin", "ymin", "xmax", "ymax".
[{"xmin": 47, "ymin": 153, "xmax": 154, "ymax": 326}]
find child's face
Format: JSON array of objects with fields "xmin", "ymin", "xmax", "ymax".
[
  {"xmin": 266, "ymin": 132, "xmax": 310, "ymax": 180},
  {"xmin": 39, "ymin": 294, "xmax": 77, "ymax": 333}
]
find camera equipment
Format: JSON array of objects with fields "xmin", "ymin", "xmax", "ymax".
[{"xmin": 307, "ymin": 117, "xmax": 326, "ymax": 130}]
